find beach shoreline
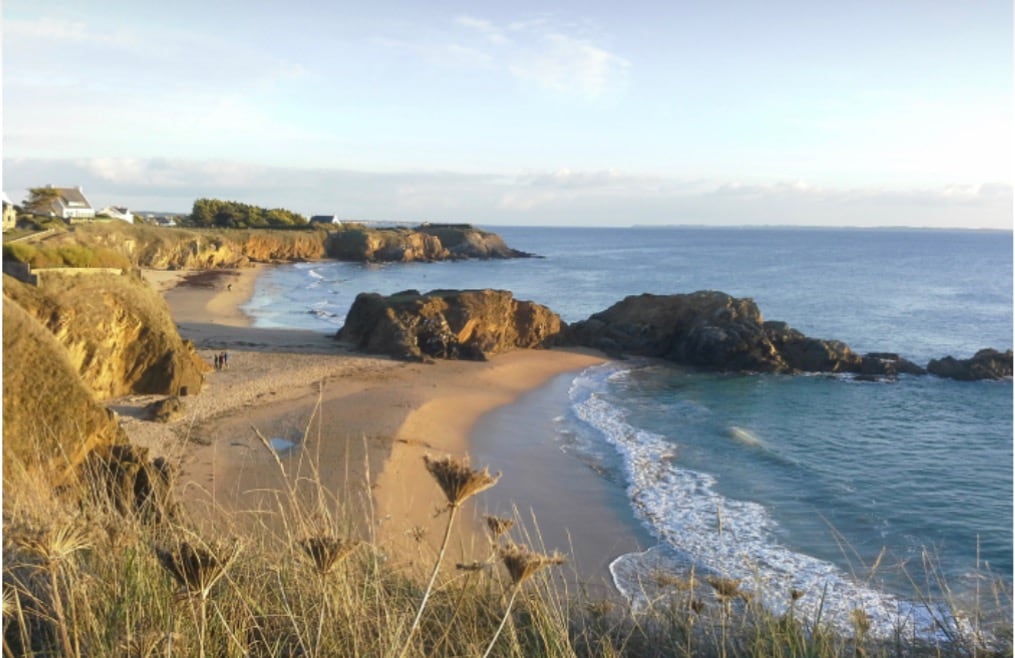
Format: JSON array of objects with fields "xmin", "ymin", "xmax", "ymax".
[{"xmin": 120, "ymin": 266, "xmax": 628, "ymax": 586}]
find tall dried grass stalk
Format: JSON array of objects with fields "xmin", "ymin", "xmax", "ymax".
[
  {"xmin": 481, "ymin": 542, "xmax": 566, "ymax": 658},
  {"xmin": 397, "ymin": 454, "xmax": 500, "ymax": 658}
]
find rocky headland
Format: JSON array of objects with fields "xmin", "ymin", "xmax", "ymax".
[
  {"xmin": 8, "ymin": 221, "xmax": 530, "ymax": 271},
  {"xmin": 337, "ymin": 288, "xmax": 1011, "ymax": 380}
]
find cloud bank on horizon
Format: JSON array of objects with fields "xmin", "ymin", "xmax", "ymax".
[{"xmin": 3, "ymin": 1, "xmax": 1011, "ymax": 228}]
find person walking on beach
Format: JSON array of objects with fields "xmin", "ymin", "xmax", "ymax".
[
  {"xmin": 222, "ymin": 351, "xmax": 229, "ymax": 369},
  {"xmin": 213, "ymin": 354, "xmax": 220, "ymax": 370}
]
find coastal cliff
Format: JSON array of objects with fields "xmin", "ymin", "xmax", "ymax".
[
  {"xmin": 7, "ymin": 222, "xmax": 529, "ymax": 271},
  {"xmin": 2, "ymin": 297, "xmax": 128, "ymax": 484},
  {"xmin": 3, "ymin": 272, "xmax": 207, "ymax": 399}
]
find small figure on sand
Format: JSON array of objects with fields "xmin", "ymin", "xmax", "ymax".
[
  {"xmin": 213, "ymin": 353, "xmax": 221, "ymax": 370},
  {"xmin": 227, "ymin": 283, "xmax": 233, "ymax": 291},
  {"xmin": 221, "ymin": 351, "xmax": 229, "ymax": 369}
]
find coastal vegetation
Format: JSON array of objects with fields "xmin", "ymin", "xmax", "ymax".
[
  {"xmin": 187, "ymin": 199, "xmax": 308, "ymax": 229},
  {"xmin": 4, "ymin": 429, "xmax": 1009, "ymax": 657}
]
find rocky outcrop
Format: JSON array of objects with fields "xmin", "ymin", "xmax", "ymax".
[
  {"xmin": 566, "ymin": 291, "xmax": 927, "ymax": 376},
  {"xmin": 4, "ymin": 272, "xmax": 207, "ymax": 399},
  {"xmin": 927, "ymin": 349, "xmax": 1013, "ymax": 381},
  {"xmin": 336, "ymin": 289, "xmax": 563, "ymax": 361},
  {"xmin": 326, "ymin": 224, "xmax": 530, "ymax": 262},
  {"xmin": 2, "ymin": 298, "xmax": 128, "ymax": 485},
  {"xmin": 567, "ymin": 291, "xmax": 791, "ymax": 371}
]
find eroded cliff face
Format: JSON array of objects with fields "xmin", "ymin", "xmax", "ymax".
[
  {"xmin": 4, "ymin": 273, "xmax": 207, "ymax": 400},
  {"xmin": 58, "ymin": 223, "xmax": 326, "ymax": 269},
  {"xmin": 2, "ymin": 298, "xmax": 128, "ymax": 486},
  {"xmin": 37, "ymin": 223, "xmax": 527, "ymax": 269},
  {"xmin": 337, "ymin": 289, "xmax": 563, "ymax": 361}
]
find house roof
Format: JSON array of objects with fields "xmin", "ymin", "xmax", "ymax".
[{"xmin": 53, "ymin": 187, "xmax": 91, "ymax": 208}]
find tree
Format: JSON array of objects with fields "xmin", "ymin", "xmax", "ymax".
[{"xmin": 23, "ymin": 187, "xmax": 62, "ymax": 216}]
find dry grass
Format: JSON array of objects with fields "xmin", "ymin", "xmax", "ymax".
[{"xmin": 2, "ymin": 428, "xmax": 1010, "ymax": 658}]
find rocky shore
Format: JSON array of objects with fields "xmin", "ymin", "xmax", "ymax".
[{"xmin": 338, "ymin": 288, "xmax": 1013, "ymax": 381}]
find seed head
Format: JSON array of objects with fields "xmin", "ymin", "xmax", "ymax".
[
  {"xmin": 299, "ymin": 536, "xmax": 359, "ymax": 575},
  {"xmin": 706, "ymin": 576, "xmax": 743, "ymax": 601},
  {"xmin": 423, "ymin": 454, "xmax": 500, "ymax": 507},
  {"xmin": 155, "ymin": 540, "xmax": 237, "ymax": 598},
  {"xmin": 498, "ymin": 543, "xmax": 565, "ymax": 586},
  {"xmin": 484, "ymin": 515, "xmax": 515, "ymax": 540},
  {"xmin": 12, "ymin": 522, "xmax": 91, "ymax": 567}
]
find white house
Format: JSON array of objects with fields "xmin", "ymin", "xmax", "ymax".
[
  {"xmin": 310, "ymin": 214, "xmax": 342, "ymax": 226},
  {"xmin": 37, "ymin": 186, "xmax": 96, "ymax": 220},
  {"xmin": 97, "ymin": 206, "xmax": 135, "ymax": 223}
]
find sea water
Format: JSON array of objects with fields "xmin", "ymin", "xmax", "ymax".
[{"xmin": 242, "ymin": 226, "xmax": 1012, "ymax": 637}]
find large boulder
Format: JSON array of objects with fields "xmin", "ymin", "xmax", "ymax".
[
  {"xmin": 927, "ymin": 349, "xmax": 1013, "ymax": 381},
  {"xmin": 337, "ymin": 289, "xmax": 563, "ymax": 361}
]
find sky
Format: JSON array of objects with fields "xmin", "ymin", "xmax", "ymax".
[{"xmin": 2, "ymin": 0, "xmax": 1012, "ymax": 228}]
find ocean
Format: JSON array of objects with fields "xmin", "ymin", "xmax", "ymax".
[{"xmin": 242, "ymin": 226, "xmax": 1012, "ymax": 638}]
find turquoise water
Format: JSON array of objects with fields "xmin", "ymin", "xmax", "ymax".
[{"xmin": 243, "ymin": 226, "xmax": 1012, "ymax": 636}]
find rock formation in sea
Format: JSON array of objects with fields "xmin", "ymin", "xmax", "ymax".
[
  {"xmin": 336, "ymin": 289, "xmax": 562, "ymax": 361},
  {"xmin": 565, "ymin": 291, "xmax": 926, "ymax": 377},
  {"xmin": 340, "ymin": 288, "xmax": 1012, "ymax": 380},
  {"xmin": 927, "ymin": 348, "xmax": 1014, "ymax": 381},
  {"xmin": 325, "ymin": 223, "xmax": 530, "ymax": 262}
]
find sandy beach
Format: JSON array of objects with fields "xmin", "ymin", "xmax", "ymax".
[{"xmin": 119, "ymin": 266, "xmax": 630, "ymax": 585}]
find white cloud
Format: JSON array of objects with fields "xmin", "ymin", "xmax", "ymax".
[
  {"xmin": 445, "ymin": 15, "xmax": 631, "ymax": 98},
  {"xmin": 5, "ymin": 16, "xmax": 139, "ymax": 48},
  {"xmin": 454, "ymin": 15, "xmax": 510, "ymax": 45},
  {"xmin": 508, "ymin": 32, "xmax": 629, "ymax": 97},
  {"xmin": 4, "ymin": 158, "xmax": 1010, "ymax": 230}
]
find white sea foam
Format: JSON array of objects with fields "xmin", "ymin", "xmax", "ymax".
[{"xmin": 568, "ymin": 362, "xmax": 956, "ymax": 640}]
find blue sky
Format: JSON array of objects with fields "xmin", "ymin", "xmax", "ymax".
[{"xmin": 3, "ymin": 0, "xmax": 1012, "ymax": 227}]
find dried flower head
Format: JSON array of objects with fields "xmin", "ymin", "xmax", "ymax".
[
  {"xmin": 423, "ymin": 454, "xmax": 500, "ymax": 507},
  {"xmin": 851, "ymin": 608, "xmax": 871, "ymax": 635},
  {"xmin": 12, "ymin": 522, "xmax": 92, "ymax": 566},
  {"xmin": 790, "ymin": 588, "xmax": 805, "ymax": 602},
  {"xmin": 299, "ymin": 536, "xmax": 359, "ymax": 575},
  {"xmin": 155, "ymin": 541, "xmax": 237, "ymax": 598},
  {"xmin": 706, "ymin": 576, "xmax": 743, "ymax": 600},
  {"xmin": 484, "ymin": 515, "xmax": 515, "ymax": 540},
  {"xmin": 652, "ymin": 570, "xmax": 695, "ymax": 591},
  {"xmin": 498, "ymin": 543, "xmax": 565, "ymax": 586}
]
